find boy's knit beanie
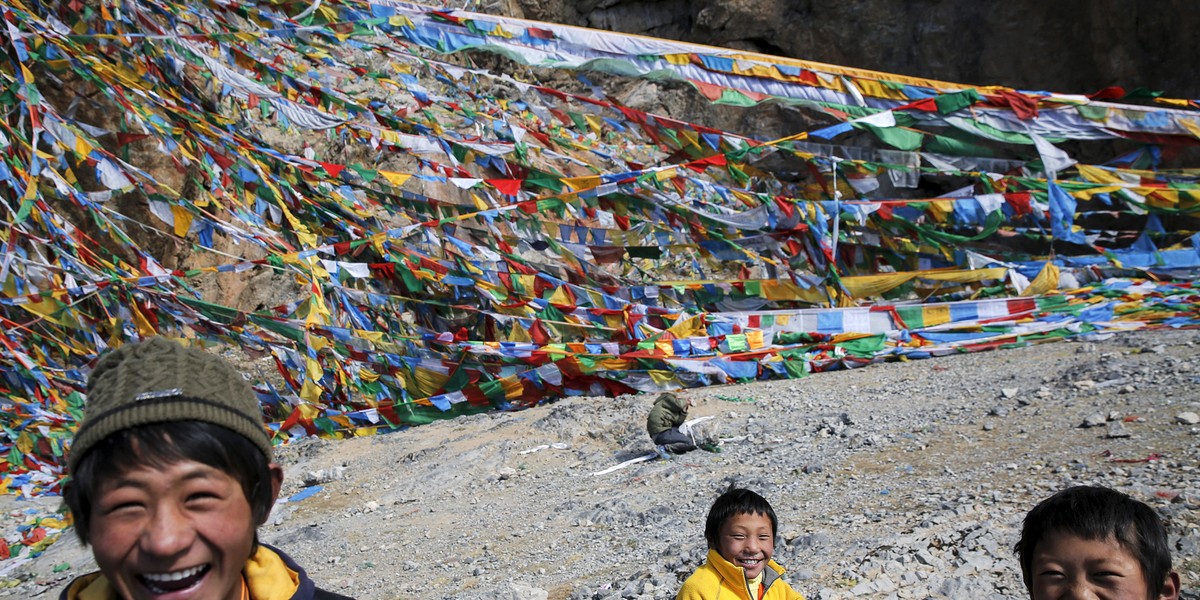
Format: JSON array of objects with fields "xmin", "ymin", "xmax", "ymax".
[{"xmin": 68, "ymin": 337, "xmax": 273, "ymax": 473}]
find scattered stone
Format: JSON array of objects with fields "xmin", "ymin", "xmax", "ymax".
[
  {"xmin": 1176, "ymin": 412, "xmax": 1200, "ymax": 425},
  {"xmin": 11, "ymin": 330, "xmax": 1200, "ymax": 600},
  {"xmin": 505, "ymin": 582, "xmax": 548, "ymax": 600},
  {"xmin": 1105, "ymin": 421, "xmax": 1132, "ymax": 439},
  {"xmin": 303, "ymin": 466, "xmax": 347, "ymax": 486},
  {"xmin": 1080, "ymin": 413, "xmax": 1108, "ymax": 428}
]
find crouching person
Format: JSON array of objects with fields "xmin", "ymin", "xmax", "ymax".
[
  {"xmin": 647, "ymin": 392, "xmax": 697, "ymax": 458},
  {"xmin": 61, "ymin": 337, "xmax": 353, "ymax": 600}
]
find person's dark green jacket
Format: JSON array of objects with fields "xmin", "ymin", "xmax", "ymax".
[{"xmin": 646, "ymin": 393, "xmax": 688, "ymax": 436}]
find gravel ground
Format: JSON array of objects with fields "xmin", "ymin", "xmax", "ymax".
[{"xmin": 4, "ymin": 329, "xmax": 1200, "ymax": 599}]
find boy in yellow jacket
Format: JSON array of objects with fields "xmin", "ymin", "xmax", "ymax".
[{"xmin": 677, "ymin": 487, "xmax": 805, "ymax": 600}]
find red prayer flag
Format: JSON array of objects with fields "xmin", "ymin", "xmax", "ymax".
[
  {"xmin": 1087, "ymin": 86, "xmax": 1126, "ymax": 100},
  {"xmin": 319, "ymin": 162, "xmax": 345, "ymax": 178},
  {"xmin": 1004, "ymin": 192, "xmax": 1032, "ymax": 216},
  {"xmin": 486, "ymin": 179, "xmax": 523, "ymax": 196},
  {"xmin": 993, "ymin": 89, "xmax": 1039, "ymax": 120},
  {"xmin": 116, "ymin": 132, "xmax": 152, "ymax": 147}
]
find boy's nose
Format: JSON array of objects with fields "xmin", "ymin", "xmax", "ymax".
[
  {"xmin": 140, "ymin": 506, "xmax": 196, "ymax": 557},
  {"xmin": 1057, "ymin": 581, "xmax": 1098, "ymax": 600}
]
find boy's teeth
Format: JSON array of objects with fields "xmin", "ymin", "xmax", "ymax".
[{"xmin": 144, "ymin": 565, "xmax": 206, "ymax": 582}]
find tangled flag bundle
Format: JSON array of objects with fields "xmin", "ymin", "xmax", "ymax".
[{"xmin": 0, "ymin": 0, "xmax": 1198, "ymax": 512}]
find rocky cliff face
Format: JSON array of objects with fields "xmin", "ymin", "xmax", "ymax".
[{"xmin": 498, "ymin": 0, "xmax": 1199, "ymax": 98}]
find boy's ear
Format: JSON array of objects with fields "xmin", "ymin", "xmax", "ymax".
[
  {"xmin": 260, "ymin": 463, "xmax": 285, "ymax": 525},
  {"xmin": 1158, "ymin": 571, "xmax": 1181, "ymax": 600}
]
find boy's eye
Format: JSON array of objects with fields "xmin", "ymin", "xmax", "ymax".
[
  {"xmin": 101, "ymin": 500, "xmax": 145, "ymax": 515},
  {"xmin": 185, "ymin": 490, "xmax": 222, "ymax": 503}
]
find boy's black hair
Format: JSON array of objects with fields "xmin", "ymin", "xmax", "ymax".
[
  {"xmin": 1014, "ymin": 485, "xmax": 1173, "ymax": 597},
  {"xmin": 704, "ymin": 487, "xmax": 778, "ymax": 549},
  {"xmin": 63, "ymin": 421, "xmax": 275, "ymax": 546}
]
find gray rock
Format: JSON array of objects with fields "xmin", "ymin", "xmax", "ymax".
[
  {"xmin": 303, "ymin": 466, "xmax": 347, "ymax": 485},
  {"xmin": 1080, "ymin": 413, "xmax": 1108, "ymax": 428},
  {"xmin": 1105, "ymin": 421, "xmax": 1132, "ymax": 438},
  {"xmin": 914, "ymin": 549, "xmax": 940, "ymax": 567},
  {"xmin": 1176, "ymin": 412, "xmax": 1200, "ymax": 425}
]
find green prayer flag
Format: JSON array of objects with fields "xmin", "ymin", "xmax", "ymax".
[
  {"xmin": 725, "ymin": 334, "xmax": 748, "ymax": 352},
  {"xmin": 860, "ymin": 123, "xmax": 924, "ymax": 151},
  {"xmin": 782, "ymin": 358, "xmax": 809, "ymax": 378},
  {"xmin": 935, "ymin": 89, "xmax": 982, "ymax": 114},
  {"xmin": 835, "ymin": 334, "xmax": 886, "ymax": 357},
  {"xmin": 714, "ymin": 88, "xmax": 758, "ymax": 107},
  {"xmin": 478, "ymin": 379, "xmax": 506, "ymax": 401}
]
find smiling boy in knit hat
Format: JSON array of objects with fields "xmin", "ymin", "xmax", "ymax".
[{"xmin": 61, "ymin": 337, "xmax": 353, "ymax": 600}]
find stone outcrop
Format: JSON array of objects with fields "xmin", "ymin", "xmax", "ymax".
[{"xmin": 495, "ymin": 0, "xmax": 1199, "ymax": 98}]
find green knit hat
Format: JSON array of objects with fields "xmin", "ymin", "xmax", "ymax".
[{"xmin": 69, "ymin": 337, "xmax": 273, "ymax": 474}]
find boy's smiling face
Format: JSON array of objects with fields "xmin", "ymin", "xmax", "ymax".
[
  {"xmin": 716, "ymin": 511, "xmax": 775, "ymax": 580},
  {"xmin": 88, "ymin": 459, "xmax": 282, "ymax": 600},
  {"xmin": 1030, "ymin": 531, "xmax": 1180, "ymax": 600}
]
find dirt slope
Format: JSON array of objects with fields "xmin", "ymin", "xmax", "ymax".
[{"xmin": 6, "ymin": 329, "xmax": 1200, "ymax": 599}]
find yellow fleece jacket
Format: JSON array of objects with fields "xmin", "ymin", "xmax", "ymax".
[{"xmin": 677, "ymin": 549, "xmax": 805, "ymax": 600}]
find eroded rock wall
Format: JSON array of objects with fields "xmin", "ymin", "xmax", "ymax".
[{"xmin": 498, "ymin": 0, "xmax": 1199, "ymax": 98}]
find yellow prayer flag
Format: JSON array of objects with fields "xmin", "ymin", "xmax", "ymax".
[
  {"xmin": 647, "ymin": 370, "xmax": 676, "ymax": 385},
  {"xmin": 500, "ymin": 376, "xmax": 525, "ymax": 400},
  {"xmin": 1179, "ymin": 118, "xmax": 1200, "ymax": 140},
  {"xmin": 546, "ymin": 285, "xmax": 574, "ymax": 307},
  {"xmin": 927, "ymin": 199, "xmax": 955, "ymax": 223},
  {"xmin": 129, "ymin": 304, "xmax": 158, "ymax": 337},
  {"xmin": 745, "ymin": 329, "xmax": 764, "ymax": 349},
  {"xmin": 921, "ymin": 304, "xmax": 951, "ymax": 327},
  {"xmin": 562, "ymin": 176, "xmax": 601, "ymax": 191},
  {"xmin": 508, "ymin": 323, "xmax": 533, "ymax": 342},
  {"xmin": 1023, "ymin": 261, "xmax": 1061, "ymax": 296},
  {"xmin": 294, "ymin": 226, "xmax": 318, "ymax": 248},
  {"xmin": 73, "ymin": 134, "xmax": 94, "ymax": 157},
  {"xmin": 170, "ymin": 204, "xmax": 192, "ymax": 237}
]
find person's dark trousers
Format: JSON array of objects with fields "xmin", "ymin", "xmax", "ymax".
[{"xmin": 652, "ymin": 427, "xmax": 695, "ymax": 453}]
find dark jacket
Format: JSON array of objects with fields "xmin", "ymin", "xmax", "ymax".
[
  {"xmin": 60, "ymin": 544, "xmax": 354, "ymax": 600},
  {"xmin": 647, "ymin": 392, "xmax": 689, "ymax": 436}
]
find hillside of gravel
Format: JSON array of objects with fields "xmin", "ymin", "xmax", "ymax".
[{"xmin": 5, "ymin": 329, "xmax": 1200, "ymax": 600}]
